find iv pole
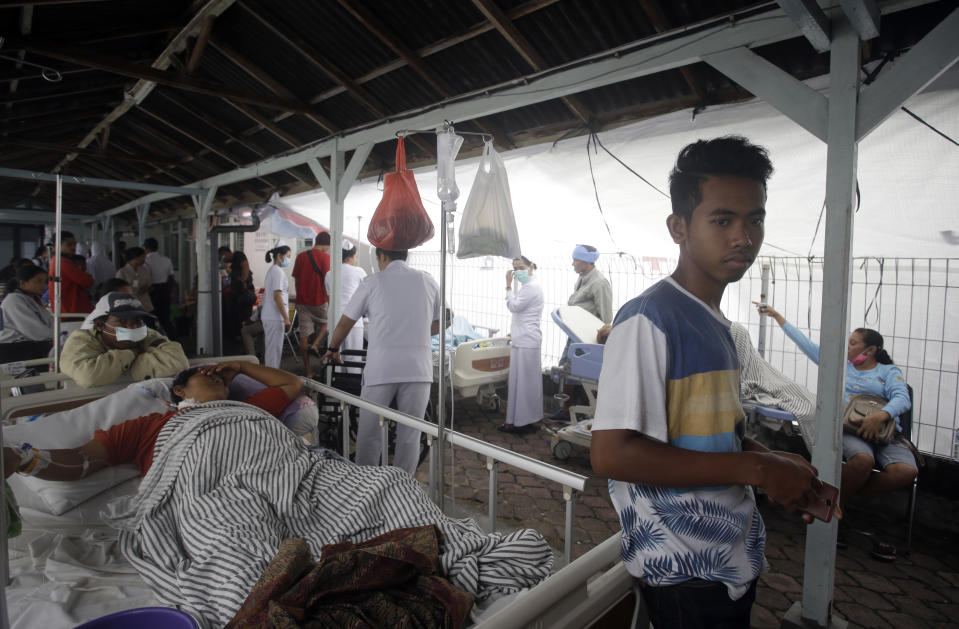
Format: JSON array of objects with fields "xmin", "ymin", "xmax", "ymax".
[{"xmin": 433, "ymin": 125, "xmax": 463, "ymax": 509}]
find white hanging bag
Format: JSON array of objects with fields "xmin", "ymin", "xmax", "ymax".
[{"xmin": 457, "ymin": 142, "xmax": 522, "ymax": 259}]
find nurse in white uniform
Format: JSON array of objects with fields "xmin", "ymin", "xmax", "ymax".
[
  {"xmin": 324, "ymin": 239, "xmax": 367, "ymax": 369},
  {"xmin": 500, "ymin": 255, "xmax": 544, "ymax": 433},
  {"xmin": 261, "ymin": 245, "xmax": 291, "ymax": 368},
  {"xmin": 322, "ymin": 248, "xmax": 442, "ymax": 475}
]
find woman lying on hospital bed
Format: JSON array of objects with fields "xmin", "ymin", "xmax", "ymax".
[
  {"xmin": 4, "ymin": 363, "xmax": 551, "ymax": 626},
  {"xmin": 3, "ymin": 360, "xmax": 300, "ymax": 480}
]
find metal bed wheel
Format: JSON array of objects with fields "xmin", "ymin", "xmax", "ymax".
[{"xmin": 552, "ymin": 439, "xmax": 573, "ymax": 461}]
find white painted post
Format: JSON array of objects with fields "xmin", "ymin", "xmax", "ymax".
[
  {"xmin": 785, "ymin": 17, "xmax": 860, "ymax": 629},
  {"xmin": 192, "ymin": 187, "xmax": 218, "ymax": 356}
]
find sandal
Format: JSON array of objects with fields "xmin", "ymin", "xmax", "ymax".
[
  {"xmin": 870, "ymin": 541, "xmax": 897, "ymax": 562},
  {"xmin": 497, "ymin": 423, "xmax": 528, "ymax": 434}
]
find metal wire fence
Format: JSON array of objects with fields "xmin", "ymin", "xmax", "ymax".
[{"xmin": 408, "ymin": 252, "xmax": 959, "ymax": 458}]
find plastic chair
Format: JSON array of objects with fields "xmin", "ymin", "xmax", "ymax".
[
  {"xmin": 882, "ymin": 384, "xmax": 918, "ymax": 555},
  {"xmin": 284, "ymin": 309, "xmax": 299, "ymax": 356}
]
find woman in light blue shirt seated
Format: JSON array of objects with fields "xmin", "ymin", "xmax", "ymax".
[{"xmin": 757, "ymin": 305, "xmax": 917, "ymax": 526}]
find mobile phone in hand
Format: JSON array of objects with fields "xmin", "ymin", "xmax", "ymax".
[{"xmin": 804, "ymin": 481, "xmax": 839, "ymax": 523}]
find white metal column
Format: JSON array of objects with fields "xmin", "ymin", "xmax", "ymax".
[
  {"xmin": 785, "ymin": 17, "xmax": 860, "ymax": 629},
  {"xmin": 192, "ymin": 187, "xmax": 218, "ymax": 355},
  {"xmin": 308, "ymin": 141, "xmax": 374, "ymax": 347},
  {"xmin": 135, "ymin": 203, "xmax": 150, "ymax": 246}
]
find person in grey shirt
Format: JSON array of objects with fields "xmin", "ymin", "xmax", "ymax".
[{"xmin": 568, "ymin": 244, "xmax": 612, "ymax": 324}]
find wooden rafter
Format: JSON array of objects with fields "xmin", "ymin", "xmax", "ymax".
[
  {"xmin": 1, "ymin": 110, "xmax": 106, "ymax": 136},
  {"xmin": 154, "ymin": 90, "xmax": 298, "ymax": 188},
  {"xmin": 186, "ymin": 15, "xmax": 215, "ymax": 74},
  {"xmin": 637, "ymin": 0, "xmax": 707, "ymax": 102},
  {"xmin": 0, "ymin": 139, "xmax": 183, "ymax": 167},
  {"xmin": 0, "ymin": 81, "xmax": 124, "ymax": 105},
  {"xmin": 138, "ymin": 105, "xmax": 278, "ymax": 189},
  {"xmin": 9, "ymin": 39, "xmax": 310, "ymax": 114},
  {"xmin": 335, "ymin": 0, "xmax": 449, "ymax": 97},
  {"xmin": 470, "ymin": 0, "xmax": 591, "ymax": 124},
  {"xmin": 316, "ymin": 0, "xmax": 562, "ymax": 103},
  {"xmin": 208, "ymin": 35, "xmax": 337, "ymax": 134},
  {"xmin": 220, "ymin": 100, "xmax": 316, "ymax": 187},
  {"xmin": 238, "ymin": 2, "xmax": 386, "ymax": 117}
]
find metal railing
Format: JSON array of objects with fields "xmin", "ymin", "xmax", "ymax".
[
  {"xmin": 301, "ymin": 379, "xmax": 588, "ymax": 564},
  {"xmin": 408, "ymin": 252, "xmax": 959, "ymax": 458}
]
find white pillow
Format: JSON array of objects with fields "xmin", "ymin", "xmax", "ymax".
[{"xmin": 5, "ymin": 379, "xmax": 174, "ymax": 515}]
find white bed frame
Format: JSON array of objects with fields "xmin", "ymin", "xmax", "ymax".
[{"xmin": 0, "ymin": 364, "xmax": 641, "ymax": 628}]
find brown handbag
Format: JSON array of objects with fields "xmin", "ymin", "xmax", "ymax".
[{"xmin": 842, "ymin": 394, "xmax": 897, "ymax": 445}]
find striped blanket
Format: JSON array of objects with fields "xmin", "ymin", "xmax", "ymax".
[
  {"xmin": 103, "ymin": 402, "xmax": 552, "ymax": 628},
  {"xmin": 731, "ymin": 323, "xmax": 817, "ymax": 449}
]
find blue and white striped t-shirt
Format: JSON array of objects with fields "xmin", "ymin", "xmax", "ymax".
[{"xmin": 592, "ymin": 278, "xmax": 765, "ymax": 600}]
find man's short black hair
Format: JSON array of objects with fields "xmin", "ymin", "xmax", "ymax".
[
  {"xmin": 124, "ymin": 246, "xmax": 144, "ymax": 263},
  {"xmin": 315, "ymin": 232, "xmax": 331, "ymax": 246},
  {"xmin": 59, "ymin": 231, "xmax": 75, "ymax": 242},
  {"xmin": 170, "ymin": 366, "xmax": 201, "ymax": 403},
  {"xmin": 668, "ymin": 136, "xmax": 773, "ymax": 221},
  {"xmin": 143, "ymin": 237, "xmax": 159, "ymax": 251},
  {"xmin": 218, "ymin": 246, "xmax": 231, "ymax": 255},
  {"xmin": 102, "ymin": 277, "xmax": 131, "ymax": 293},
  {"xmin": 375, "ymin": 247, "xmax": 407, "ymax": 262}
]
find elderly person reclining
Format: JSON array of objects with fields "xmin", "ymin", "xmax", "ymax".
[
  {"xmin": 4, "ymin": 360, "xmax": 301, "ymax": 480},
  {"xmin": 61, "ymin": 292, "xmax": 188, "ymax": 388},
  {"xmin": 3, "ymin": 361, "xmax": 550, "ymax": 627}
]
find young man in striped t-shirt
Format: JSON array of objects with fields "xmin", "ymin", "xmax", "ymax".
[{"xmin": 590, "ymin": 136, "xmax": 823, "ymax": 628}]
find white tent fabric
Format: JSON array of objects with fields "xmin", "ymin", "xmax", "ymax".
[{"xmin": 281, "ymin": 63, "xmax": 959, "ymax": 260}]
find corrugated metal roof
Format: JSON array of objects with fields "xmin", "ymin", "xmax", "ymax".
[{"xmin": 0, "ymin": 0, "xmax": 951, "ymax": 215}]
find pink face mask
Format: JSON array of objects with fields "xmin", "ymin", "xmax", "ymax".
[
  {"xmin": 849, "ymin": 352, "xmax": 868, "ymax": 366},
  {"xmin": 849, "ymin": 346, "xmax": 871, "ymax": 366}
]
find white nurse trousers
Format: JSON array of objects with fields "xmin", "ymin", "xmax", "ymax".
[
  {"xmin": 262, "ymin": 319, "xmax": 285, "ymax": 368},
  {"xmin": 356, "ymin": 381, "xmax": 430, "ymax": 476}
]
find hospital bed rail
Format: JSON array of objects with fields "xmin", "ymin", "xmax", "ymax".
[
  {"xmin": 302, "ymin": 379, "xmax": 588, "ymax": 565},
  {"xmin": 472, "ymin": 533, "xmax": 642, "ymax": 629}
]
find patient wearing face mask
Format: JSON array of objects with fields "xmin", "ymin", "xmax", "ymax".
[{"xmin": 61, "ymin": 292, "xmax": 189, "ymax": 388}]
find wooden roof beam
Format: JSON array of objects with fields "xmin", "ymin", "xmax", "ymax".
[
  {"xmin": 238, "ymin": 1, "xmax": 387, "ymax": 118},
  {"xmin": 208, "ymin": 35, "xmax": 338, "ymax": 134},
  {"xmin": 0, "ymin": 81, "xmax": 124, "ymax": 105},
  {"xmin": 0, "ymin": 139, "xmax": 183, "ymax": 167},
  {"xmin": 637, "ymin": 0, "xmax": 709, "ymax": 100},
  {"xmin": 138, "ymin": 105, "xmax": 278, "ymax": 189},
  {"xmin": 237, "ymin": 4, "xmax": 446, "ymax": 154},
  {"xmin": 469, "ymin": 0, "xmax": 591, "ymax": 125},
  {"xmin": 155, "ymin": 90, "xmax": 296, "ymax": 189},
  {"xmin": 11, "ymin": 38, "xmax": 310, "ymax": 114},
  {"xmin": 335, "ymin": 0, "xmax": 450, "ymax": 98},
  {"xmin": 315, "ymin": 0, "xmax": 562, "ymax": 103},
  {"xmin": 186, "ymin": 15, "xmax": 215, "ymax": 74},
  {"xmin": 219, "ymin": 100, "xmax": 316, "ymax": 188}
]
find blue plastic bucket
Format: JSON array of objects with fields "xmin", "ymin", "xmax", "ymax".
[{"xmin": 74, "ymin": 607, "xmax": 199, "ymax": 629}]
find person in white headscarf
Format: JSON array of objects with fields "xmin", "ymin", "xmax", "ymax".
[
  {"xmin": 87, "ymin": 241, "xmax": 117, "ymax": 297},
  {"xmin": 499, "ymin": 255, "xmax": 544, "ymax": 434}
]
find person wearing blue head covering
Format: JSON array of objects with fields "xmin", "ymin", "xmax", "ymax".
[{"xmin": 568, "ymin": 244, "xmax": 612, "ymax": 324}]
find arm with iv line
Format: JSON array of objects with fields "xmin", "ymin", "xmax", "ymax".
[{"xmin": 4, "ymin": 439, "xmax": 110, "ymax": 482}]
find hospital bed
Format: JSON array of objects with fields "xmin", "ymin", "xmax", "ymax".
[
  {"xmin": 0, "ymin": 368, "xmax": 641, "ymax": 628},
  {"xmin": 548, "ymin": 306, "xmax": 606, "ymax": 460},
  {"xmin": 433, "ymin": 316, "xmax": 511, "ymax": 412}
]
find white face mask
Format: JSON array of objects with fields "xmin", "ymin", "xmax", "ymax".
[
  {"xmin": 177, "ymin": 398, "xmax": 198, "ymax": 410},
  {"xmin": 106, "ymin": 323, "xmax": 148, "ymax": 343}
]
